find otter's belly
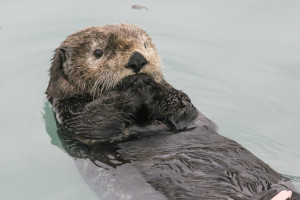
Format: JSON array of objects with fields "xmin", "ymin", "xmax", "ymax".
[
  {"xmin": 113, "ymin": 114, "xmax": 292, "ymax": 199},
  {"xmin": 57, "ymin": 112, "xmax": 295, "ymax": 200}
]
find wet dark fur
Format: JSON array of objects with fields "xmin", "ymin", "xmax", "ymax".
[
  {"xmin": 50, "ymin": 73, "xmax": 197, "ymax": 144},
  {"xmin": 47, "ymin": 25, "xmax": 299, "ymax": 199},
  {"xmin": 51, "ymin": 74, "xmax": 299, "ymax": 199}
]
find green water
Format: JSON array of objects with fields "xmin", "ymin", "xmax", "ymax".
[{"xmin": 0, "ymin": 0, "xmax": 299, "ymax": 199}]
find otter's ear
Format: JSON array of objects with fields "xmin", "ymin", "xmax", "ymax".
[
  {"xmin": 51, "ymin": 47, "xmax": 69, "ymax": 71},
  {"xmin": 50, "ymin": 47, "xmax": 70, "ymax": 80},
  {"xmin": 57, "ymin": 47, "xmax": 67, "ymax": 64},
  {"xmin": 55, "ymin": 47, "xmax": 68, "ymax": 68}
]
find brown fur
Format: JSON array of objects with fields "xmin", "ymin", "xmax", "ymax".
[{"xmin": 46, "ymin": 24, "xmax": 162, "ymax": 101}]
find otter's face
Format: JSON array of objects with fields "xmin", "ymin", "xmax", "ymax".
[{"xmin": 47, "ymin": 24, "xmax": 162, "ymax": 99}]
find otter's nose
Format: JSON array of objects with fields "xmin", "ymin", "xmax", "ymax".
[{"xmin": 126, "ymin": 51, "xmax": 148, "ymax": 73}]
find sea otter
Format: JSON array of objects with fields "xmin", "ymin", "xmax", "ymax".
[{"xmin": 46, "ymin": 24, "xmax": 299, "ymax": 199}]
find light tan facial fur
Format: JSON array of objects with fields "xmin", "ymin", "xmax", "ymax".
[{"xmin": 47, "ymin": 24, "xmax": 163, "ymax": 101}]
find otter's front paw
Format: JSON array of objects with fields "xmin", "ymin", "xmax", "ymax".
[
  {"xmin": 168, "ymin": 104, "xmax": 198, "ymax": 129},
  {"xmin": 116, "ymin": 74, "xmax": 145, "ymax": 91},
  {"xmin": 144, "ymin": 85, "xmax": 198, "ymax": 129}
]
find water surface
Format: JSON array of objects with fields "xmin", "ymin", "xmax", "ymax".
[{"xmin": 0, "ymin": 0, "xmax": 299, "ymax": 199}]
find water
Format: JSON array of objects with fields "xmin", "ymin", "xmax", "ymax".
[{"xmin": 0, "ymin": 0, "xmax": 299, "ymax": 199}]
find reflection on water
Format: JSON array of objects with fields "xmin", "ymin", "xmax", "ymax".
[
  {"xmin": 43, "ymin": 102, "xmax": 63, "ymax": 150},
  {"xmin": 0, "ymin": 0, "xmax": 299, "ymax": 199}
]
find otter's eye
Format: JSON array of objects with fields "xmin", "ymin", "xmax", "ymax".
[
  {"xmin": 144, "ymin": 42, "xmax": 147, "ymax": 49},
  {"xmin": 93, "ymin": 49, "xmax": 103, "ymax": 58}
]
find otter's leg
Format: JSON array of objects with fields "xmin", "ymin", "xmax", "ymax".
[{"xmin": 55, "ymin": 92, "xmax": 142, "ymax": 144}]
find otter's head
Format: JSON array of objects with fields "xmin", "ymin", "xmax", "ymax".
[{"xmin": 46, "ymin": 24, "xmax": 163, "ymax": 101}]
